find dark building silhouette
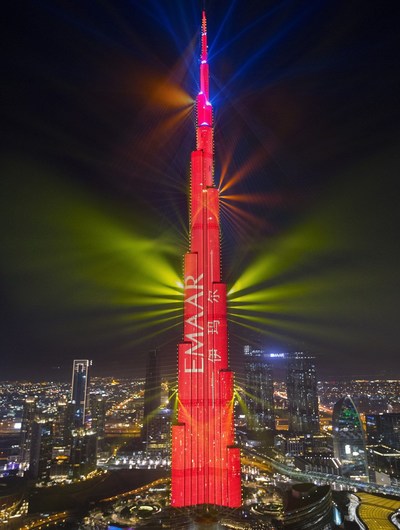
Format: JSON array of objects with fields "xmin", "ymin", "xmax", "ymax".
[
  {"xmin": 50, "ymin": 446, "xmax": 70, "ymax": 479},
  {"xmin": 142, "ymin": 349, "xmax": 161, "ymax": 449},
  {"xmin": 145, "ymin": 409, "xmax": 172, "ymax": 455},
  {"xmin": 19, "ymin": 398, "xmax": 36, "ymax": 469},
  {"xmin": 367, "ymin": 445, "xmax": 400, "ymax": 486},
  {"xmin": 274, "ymin": 433, "xmax": 339, "ymax": 477},
  {"xmin": 244, "ymin": 345, "xmax": 275, "ymax": 431},
  {"xmin": 286, "ymin": 352, "xmax": 319, "ymax": 434},
  {"xmin": 366, "ymin": 413, "xmax": 400, "ymax": 450},
  {"xmin": 69, "ymin": 429, "xmax": 97, "ymax": 479},
  {"xmin": 28, "ymin": 421, "xmax": 53, "ymax": 482},
  {"xmin": 71, "ymin": 359, "xmax": 91, "ymax": 428},
  {"xmin": 281, "ymin": 484, "xmax": 334, "ymax": 529},
  {"xmin": 53, "ymin": 400, "xmax": 70, "ymax": 446},
  {"xmin": 332, "ymin": 396, "xmax": 368, "ymax": 481},
  {"xmin": 275, "ymin": 433, "xmax": 332, "ymax": 457},
  {"xmin": 91, "ymin": 396, "xmax": 107, "ymax": 452}
]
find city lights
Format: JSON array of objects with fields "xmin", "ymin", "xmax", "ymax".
[{"xmin": 1, "ymin": 1, "xmax": 399, "ymax": 528}]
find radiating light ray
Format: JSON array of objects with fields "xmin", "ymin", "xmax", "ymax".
[
  {"xmin": 217, "ymin": 152, "xmax": 231, "ymax": 192},
  {"xmin": 230, "ymin": 279, "xmax": 321, "ymax": 307},
  {"xmin": 112, "ymin": 40, "xmax": 196, "ymax": 198},
  {"xmin": 220, "ymin": 202, "xmax": 252, "ymax": 241},
  {"xmin": 219, "ymin": 150, "xmax": 267, "ymax": 194},
  {"xmin": 116, "ymin": 149, "xmax": 187, "ymax": 196},
  {"xmin": 122, "ymin": 306, "xmax": 182, "ymax": 323},
  {"xmin": 141, "ymin": 37, "xmax": 195, "ymax": 110},
  {"xmin": 209, "ymin": 0, "xmax": 239, "ymax": 58},
  {"xmin": 211, "ymin": 1, "xmax": 288, "ymax": 61},
  {"xmin": 3, "ymin": 2, "xmax": 397, "ymax": 382},
  {"xmin": 220, "ymin": 199, "xmax": 268, "ymax": 231},
  {"xmin": 226, "ymin": 148, "xmax": 400, "ymax": 363},
  {"xmin": 123, "ymin": 318, "xmax": 182, "ymax": 349},
  {"xmin": 222, "ymin": 192, "xmax": 284, "ymax": 206},
  {"xmin": 229, "ymin": 310, "xmax": 355, "ymax": 348},
  {"xmin": 219, "ymin": 4, "xmax": 319, "ymax": 96},
  {"xmin": 214, "ymin": 77, "xmax": 286, "ymax": 189},
  {"xmin": 234, "ymin": 381, "xmax": 266, "ymax": 406},
  {"xmin": 1, "ymin": 160, "xmax": 185, "ymax": 350},
  {"xmin": 228, "ymin": 221, "xmax": 328, "ymax": 297},
  {"xmin": 140, "ymin": 106, "xmax": 193, "ymax": 156},
  {"xmin": 228, "ymin": 316, "xmax": 290, "ymax": 344},
  {"xmin": 233, "ymin": 387, "xmax": 248, "ymax": 417},
  {"xmin": 220, "ymin": 206, "xmax": 250, "ymax": 243},
  {"xmin": 138, "ymin": 3, "xmax": 200, "ymax": 85}
]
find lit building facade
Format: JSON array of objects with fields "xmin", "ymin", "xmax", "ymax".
[
  {"xmin": 28, "ymin": 420, "xmax": 53, "ymax": 482},
  {"xmin": 19, "ymin": 398, "xmax": 36, "ymax": 471},
  {"xmin": 71, "ymin": 359, "xmax": 91, "ymax": 428},
  {"xmin": 367, "ymin": 445, "xmax": 400, "ymax": 486},
  {"xmin": 365, "ymin": 413, "xmax": 400, "ymax": 450},
  {"xmin": 244, "ymin": 345, "xmax": 275, "ymax": 431},
  {"xmin": 171, "ymin": 11, "xmax": 241, "ymax": 507},
  {"xmin": 332, "ymin": 395, "xmax": 368, "ymax": 481},
  {"xmin": 145, "ymin": 409, "xmax": 172, "ymax": 455},
  {"xmin": 91, "ymin": 396, "xmax": 107, "ymax": 452},
  {"xmin": 69, "ymin": 429, "xmax": 97, "ymax": 479},
  {"xmin": 52, "ymin": 400, "xmax": 69, "ymax": 446},
  {"xmin": 286, "ymin": 352, "xmax": 319, "ymax": 434}
]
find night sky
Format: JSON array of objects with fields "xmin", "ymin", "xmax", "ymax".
[{"xmin": 2, "ymin": 0, "xmax": 400, "ymax": 381}]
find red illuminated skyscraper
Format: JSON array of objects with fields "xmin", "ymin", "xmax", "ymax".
[{"xmin": 171, "ymin": 11, "xmax": 242, "ymax": 508}]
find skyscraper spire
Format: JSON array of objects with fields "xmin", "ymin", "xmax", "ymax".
[
  {"xmin": 171, "ymin": 9, "xmax": 242, "ymax": 509},
  {"xmin": 201, "ymin": 10, "xmax": 207, "ymax": 64},
  {"xmin": 199, "ymin": 10, "xmax": 210, "ymax": 110}
]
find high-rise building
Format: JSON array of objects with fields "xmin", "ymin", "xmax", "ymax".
[
  {"xmin": 142, "ymin": 351, "xmax": 171, "ymax": 454},
  {"xmin": 365, "ymin": 413, "xmax": 400, "ymax": 450},
  {"xmin": 67, "ymin": 360, "xmax": 98, "ymax": 477},
  {"xmin": 144, "ymin": 409, "xmax": 172, "ymax": 455},
  {"xmin": 243, "ymin": 345, "xmax": 275, "ymax": 431},
  {"xmin": 142, "ymin": 349, "xmax": 161, "ymax": 448},
  {"xmin": 53, "ymin": 400, "xmax": 70, "ymax": 446},
  {"xmin": 91, "ymin": 396, "xmax": 107, "ymax": 452},
  {"xmin": 28, "ymin": 420, "xmax": 53, "ymax": 482},
  {"xmin": 69, "ymin": 429, "xmax": 97, "ymax": 479},
  {"xmin": 71, "ymin": 359, "xmax": 91, "ymax": 428},
  {"xmin": 19, "ymin": 398, "xmax": 36, "ymax": 469},
  {"xmin": 52, "ymin": 400, "xmax": 74, "ymax": 478},
  {"xmin": 171, "ymin": 11, "xmax": 241, "ymax": 508},
  {"xmin": 286, "ymin": 352, "xmax": 319, "ymax": 434},
  {"xmin": 332, "ymin": 395, "xmax": 369, "ymax": 481},
  {"xmin": 367, "ymin": 445, "xmax": 400, "ymax": 486}
]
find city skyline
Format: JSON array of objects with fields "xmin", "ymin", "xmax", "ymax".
[
  {"xmin": 2, "ymin": 370, "xmax": 400, "ymax": 526},
  {"xmin": 2, "ymin": 0, "xmax": 400, "ymax": 381}
]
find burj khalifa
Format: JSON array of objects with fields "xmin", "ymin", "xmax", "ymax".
[{"xmin": 171, "ymin": 11, "xmax": 242, "ymax": 508}]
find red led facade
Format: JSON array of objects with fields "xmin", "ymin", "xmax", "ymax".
[{"xmin": 171, "ymin": 11, "xmax": 241, "ymax": 508}]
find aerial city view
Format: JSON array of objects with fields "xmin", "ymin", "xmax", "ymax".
[{"xmin": 1, "ymin": 1, "xmax": 399, "ymax": 529}]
